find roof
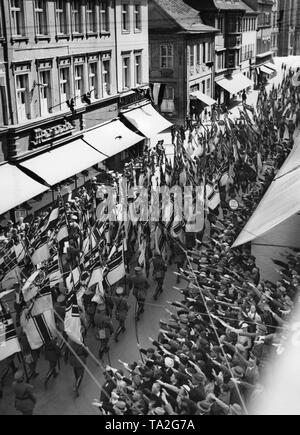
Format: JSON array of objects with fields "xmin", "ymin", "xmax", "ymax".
[
  {"xmin": 239, "ymin": 0, "xmax": 258, "ymax": 13},
  {"xmin": 186, "ymin": 0, "xmax": 248, "ymax": 12},
  {"xmin": 152, "ymin": 0, "xmax": 219, "ymax": 32}
]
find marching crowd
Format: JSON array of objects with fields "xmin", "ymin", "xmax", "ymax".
[{"xmin": 0, "ymin": 63, "xmax": 299, "ymax": 415}]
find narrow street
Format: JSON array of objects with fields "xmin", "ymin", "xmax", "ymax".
[{"xmin": 1, "ymin": 57, "xmax": 300, "ymax": 416}]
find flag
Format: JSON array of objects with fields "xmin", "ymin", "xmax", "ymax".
[
  {"xmin": 104, "ymin": 241, "xmax": 126, "ymax": 287},
  {"xmin": 47, "ymin": 254, "xmax": 63, "ymax": 288},
  {"xmin": 43, "ymin": 206, "xmax": 60, "ymax": 232},
  {"xmin": 0, "ymin": 309, "xmax": 21, "ymax": 361},
  {"xmin": 21, "ymin": 309, "xmax": 56, "ymax": 350},
  {"xmin": 22, "ymin": 270, "xmax": 42, "ymax": 302},
  {"xmin": 154, "ymin": 224, "xmax": 167, "ymax": 259},
  {"xmin": 14, "ymin": 241, "xmax": 26, "ymax": 265},
  {"xmin": 206, "ymin": 183, "xmax": 221, "ymax": 210},
  {"xmin": 91, "ymin": 280, "xmax": 105, "ymax": 304},
  {"xmin": 66, "ymin": 267, "xmax": 81, "ymax": 293},
  {"xmin": 31, "ymin": 232, "xmax": 50, "ymax": 266},
  {"xmin": 56, "ymin": 223, "xmax": 69, "ymax": 243},
  {"xmin": 28, "ymin": 282, "xmax": 53, "ymax": 318},
  {"xmin": 0, "ymin": 244, "xmax": 17, "ymax": 275},
  {"xmin": 150, "ymin": 83, "xmax": 166, "ymax": 107},
  {"xmin": 64, "ymin": 292, "xmax": 82, "ymax": 345},
  {"xmin": 1, "ymin": 269, "xmax": 21, "ymax": 291}
]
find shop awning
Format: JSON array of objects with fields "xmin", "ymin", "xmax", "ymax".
[
  {"xmin": 0, "ymin": 164, "xmax": 49, "ymax": 215},
  {"xmin": 256, "ymin": 51, "xmax": 273, "ymax": 59},
  {"xmin": 217, "ymin": 73, "xmax": 254, "ymax": 95},
  {"xmin": 19, "ymin": 139, "xmax": 106, "ymax": 187},
  {"xmin": 122, "ymin": 103, "xmax": 173, "ymax": 138},
  {"xmin": 259, "ymin": 65, "xmax": 273, "ymax": 75},
  {"xmin": 190, "ymin": 91, "xmax": 217, "ymax": 106},
  {"xmin": 84, "ymin": 119, "xmax": 144, "ymax": 157},
  {"xmin": 264, "ymin": 62, "xmax": 277, "ymax": 71},
  {"xmin": 233, "ymin": 142, "xmax": 300, "ymax": 248}
]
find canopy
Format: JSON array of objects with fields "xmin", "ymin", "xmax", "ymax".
[
  {"xmin": 19, "ymin": 139, "xmax": 105, "ymax": 187},
  {"xmin": 233, "ymin": 141, "xmax": 300, "ymax": 248},
  {"xmin": 190, "ymin": 91, "xmax": 217, "ymax": 106},
  {"xmin": 84, "ymin": 119, "xmax": 144, "ymax": 157},
  {"xmin": 122, "ymin": 103, "xmax": 173, "ymax": 138},
  {"xmin": 264, "ymin": 61, "xmax": 277, "ymax": 72},
  {"xmin": 259, "ymin": 65, "xmax": 273, "ymax": 75},
  {"xmin": 0, "ymin": 164, "xmax": 49, "ymax": 215},
  {"xmin": 217, "ymin": 73, "xmax": 254, "ymax": 95}
]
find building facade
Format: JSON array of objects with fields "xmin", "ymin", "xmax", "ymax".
[
  {"xmin": 0, "ymin": 0, "xmax": 149, "ymax": 163},
  {"xmin": 240, "ymin": 2, "xmax": 258, "ymax": 79},
  {"xmin": 278, "ymin": 0, "xmax": 300, "ymax": 56},
  {"xmin": 243, "ymin": 0, "xmax": 274, "ymax": 65},
  {"xmin": 271, "ymin": 0, "xmax": 279, "ymax": 56},
  {"xmin": 186, "ymin": 0, "xmax": 255, "ymax": 106},
  {"xmin": 149, "ymin": 0, "xmax": 217, "ymax": 124},
  {"xmin": 149, "ymin": 0, "xmax": 217, "ymax": 125}
]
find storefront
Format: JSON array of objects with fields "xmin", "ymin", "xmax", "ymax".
[
  {"xmin": 0, "ymin": 100, "xmax": 172, "ymax": 222},
  {"xmin": 216, "ymin": 73, "xmax": 254, "ymax": 106}
]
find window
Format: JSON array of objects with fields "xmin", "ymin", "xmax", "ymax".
[
  {"xmin": 56, "ymin": 0, "xmax": 67, "ymax": 35},
  {"xmin": 39, "ymin": 70, "xmax": 52, "ymax": 115},
  {"xmin": 71, "ymin": 0, "xmax": 82, "ymax": 34},
  {"xmin": 100, "ymin": 1, "xmax": 110, "ymax": 32},
  {"xmin": 206, "ymin": 78, "xmax": 211, "ymax": 96},
  {"xmin": 10, "ymin": 0, "xmax": 25, "ymax": 36},
  {"xmin": 89, "ymin": 62, "xmax": 98, "ymax": 100},
  {"xmin": 86, "ymin": 1, "xmax": 97, "ymax": 33},
  {"xmin": 190, "ymin": 45, "xmax": 195, "ymax": 67},
  {"xmin": 74, "ymin": 64, "xmax": 84, "ymax": 104},
  {"xmin": 59, "ymin": 67, "xmax": 70, "ymax": 110},
  {"xmin": 202, "ymin": 43, "xmax": 206, "ymax": 64},
  {"xmin": 207, "ymin": 43, "xmax": 212, "ymax": 62},
  {"xmin": 160, "ymin": 44, "xmax": 173, "ymax": 69},
  {"xmin": 217, "ymin": 17, "xmax": 224, "ymax": 33},
  {"xmin": 34, "ymin": 0, "xmax": 47, "ymax": 35},
  {"xmin": 122, "ymin": 3, "xmax": 130, "ymax": 32},
  {"xmin": 102, "ymin": 58, "xmax": 111, "ymax": 96},
  {"xmin": 202, "ymin": 81, "xmax": 205, "ymax": 94},
  {"xmin": 16, "ymin": 74, "xmax": 29, "ymax": 122},
  {"xmin": 122, "ymin": 55, "xmax": 131, "ymax": 90},
  {"xmin": 161, "ymin": 86, "xmax": 175, "ymax": 114},
  {"xmin": 196, "ymin": 44, "xmax": 201, "ymax": 65},
  {"xmin": 135, "ymin": 53, "xmax": 142, "ymax": 85},
  {"xmin": 134, "ymin": 4, "xmax": 142, "ymax": 31},
  {"xmin": 217, "ymin": 52, "xmax": 224, "ymax": 70}
]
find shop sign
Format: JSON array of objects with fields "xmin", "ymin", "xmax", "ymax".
[{"xmin": 31, "ymin": 120, "xmax": 75, "ymax": 148}]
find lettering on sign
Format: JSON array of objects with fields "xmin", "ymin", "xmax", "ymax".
[{"xmin": 30, "ymin": 120, "xmax": 75, "ymax": 148}]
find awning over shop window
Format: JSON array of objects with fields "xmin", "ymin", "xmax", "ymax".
[
  {"xmin": 0, "ymin": 164, "xmax": 49, "ymax": 215},
  {"xmin": 232, "ymin": 142, "xmax": 300, "ymax": 248},
  {"xmin": 84, "ymin": 119, "xmax": 144, "ymax": 157},
  {"xmin": 217, "ymin": 73, "xmax": 254, "ymax": 95},
  {"xmin": 264, "ymin": 62, "xmax": 277, "ymax": 71},
  {"xmin": 190, "ymin": 91, "xmax": 217, "ymax": 106},
  {"xmin": 122, "ymin": 103, "xmax": 173, "ymax": 138},
  {"xmin": 19, "ymin": 139, "xmax": 106, "ymax": 187},
  {"xmin": 259, "ymin": 65, "xmax": 273, "ymax": 75}
]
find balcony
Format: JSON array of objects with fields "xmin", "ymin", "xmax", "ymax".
[
  {"xmin": 225, "ymin": 35, "xmax": 242, "ymax": 49},
  {"xmin": 160, "ymin": 68, "xmax": 174, "ymax": 78}
]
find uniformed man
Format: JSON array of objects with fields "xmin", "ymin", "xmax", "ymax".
[
  {"xmin": 95, "ymin": 304, "xmax": 114, "ymax": 360},
  {"xmin": 129, "ymin": 267, "xmax": 149, "ymax": 321},
  {"xmin": 152, "ymin": 252, "xmax": 167, "ymax": 300},
  {"xmin": 12, "ymin": 370, "xmax": 37, "ymax": 415},
  {"xmin": 113, "ymin": 287, "xmax": 129, "ymax": 343}
]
